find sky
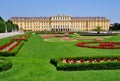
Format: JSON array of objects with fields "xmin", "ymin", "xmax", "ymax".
[{"xmin": 0, "ymin": 0, "xmax": 120, "ymax": 23}]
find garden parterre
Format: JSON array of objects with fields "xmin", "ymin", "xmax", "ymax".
[
  {"xmin": 0, "ymin": 34, "xmax": 30, "ymax": 56},
  {"xmin": 76, "ymin": 42, "xmax": 120, "ymax": 49},
  {"xmin": 0, "ymin": 33, "xmax": 30, "ymax": 72},
  {"xmin": 40, "ymin": 34, "xmax": 112, "ymax": 42},
  {"xmin": 50, "ymin": 56, "xmax": 120, "ymax": 71},
  {"xmin": 0, "ymin": 34, "xmax": 120, "ymax": 81}
]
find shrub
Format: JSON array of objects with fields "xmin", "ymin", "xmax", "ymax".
[
  {"xmin": 0, "ymin": 57, "xmax": 12, "ymax": 71},
  {"xmin": 0, "ymin": 41, "xmax": 24, "ymax": 56},
  {"xmin": 50, "ymin": 56, "xmax": 120, "ymax": 71},
  {"xmin": 80, "ymin": 32, "xmax": 118, "ymax": 36}
]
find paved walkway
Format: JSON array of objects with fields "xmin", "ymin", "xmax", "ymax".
[{"xmin": 0, "ymin": 32, "xmax": 24, "ymax": 39}]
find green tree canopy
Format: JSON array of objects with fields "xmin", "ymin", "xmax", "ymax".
[
  {"xmin": 0, "ymin": 17, "xmax": 5, "ymax": 33},
  {"xmin": 110, "ymin": 23, "xmax": 120, "ymax": 30},
  {"xmin": 0, "ymin": 22, "xmax": 6, "ymax": 33},
  {"xmin": 6, "ymin": 22, "xmax": 12, "ymax": 32},
  {"xmin": 13, "ymin": 24, "xmax": 19, "ymax": 31},
  {"xmin": 0, "ymin": 16, "xmax": 4, "ymax": 22},
  {"xmin": 96, "ymin": 26, "xmax": 101, "ymax": 34}
]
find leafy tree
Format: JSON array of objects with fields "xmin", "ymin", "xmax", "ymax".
[
  {"xmin": 0, "ymin": 16, "xmax": 4, "ymax": 22},
  {"xmin": 13, "ymin": 24, "xmax": 19, "ymax": 31},
  {"xmin": 0, "ymin": 17, "xmax": 19, "ymax": 33},
  {"xmin": 0, "ymin": 22, "xmax": 6, "ymax": 33},
  {"xmin": 110, "ymin": 23, "xmax": 120, "ymax": 30},
  {"xmin": 0, "ymin": 17, "xmax": 5, "ymax": 33},
  {"xmin": 96, "ymin": 26, "xmax": 101, "ymax": 34},
  {"xmin": 6, "ymin": 22, "xmax": 12, "ymax": 32},
  {"xmin": 6, "ymin": 20, "xmax": 12, "ymax": 32}
]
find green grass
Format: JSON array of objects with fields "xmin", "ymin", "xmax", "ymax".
[
  {"xmin": 0, "ymin": 35, "xmax": 24, "ymax": 45},
  {"xmin": 0, "ymin": 34, "xmax": 120, "ymax": 81}
]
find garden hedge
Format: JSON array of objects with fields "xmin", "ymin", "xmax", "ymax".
[
  {"xmin": 79, "ymin": 32, "xmax": 119, "ymax": 36},
  {"xmin": 0, "ymin": 41, "xmax": 24, "ymax": 56},
  {"xmin": 50, "ymin": 56, "xmax": 120, "ymax": 71},
  {"xmin": 0, "ymin": 57, "xmax": 12, "ymax": 71}
]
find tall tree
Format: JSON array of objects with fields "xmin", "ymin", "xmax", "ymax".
[
  {"xmin": 96, "ymin": 26, "xmax": 101, "ymax": 34},
  {"xmin": 0, "ymin": 16, "xmax": 4, "ymax": 22},
  {"xmin": 6, "ymin": 20, "xmax": 12, "ymax": 32},
  {"xmin": 13, "ymin": 24, "xmax": 19, "ymax": 31},
  {"xmin": 0, "ymin": 22, "xmax": 6, "ymax": 33},
  {"xmin": 0, "ymin": 17, "xmax": 5, "ymax": 33},
  {"xmin": 110, "ymin": 23, "xmax": 120, "ymax": 30}
]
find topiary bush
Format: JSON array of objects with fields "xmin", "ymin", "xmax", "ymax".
[
  {"xmin": 50, "ymin": 56, "xmax": 120, "ymax": 71},
  {"xmin": 0, "ymin": 57, "xmax": 12, "ymax": 71}
]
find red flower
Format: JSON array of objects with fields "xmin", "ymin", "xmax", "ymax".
[
  {"xmin": 66, "ymin": 58, "xmax": 71, "ymax": 64},
  {"xmin": 96, "ymin": 58, "xmax": 101, "ymax": 63},
  {"xmin": 103, "ymin": 58, "xmax": 107, "ymax": 61},
  {"xmin": 8, "ymin": 41, "xmax": 21, "ymax": 52},
  {"xmin": 117, "ymin": 57, "xmax": 120, "ymax": 61},
  {"xmin": 110, "ymin": 58, "xmax": 114, "ymax": 61},
  {"xmin": 73, "ymin": 59, "xmax": 77, "ymax": 64},
  {"xmin": 80, "ymin": 59, "xmax": 85, "ymax": 63},
  {"xmin": 89, "ymin": 58, "xmax": 94, "ymax": 63}
]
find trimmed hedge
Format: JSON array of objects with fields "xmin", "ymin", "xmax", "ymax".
[
  {"xmin": 0, "ymin": 41, "xmax": 24, "ymax": 56},
  {"xmin": 0, "ymin": 57, "xmax": 12, "ymax": 71},
  {"xmin": 79, "ymin": 32, "xmax": 118, "ymax": 36},
  {"xmin": 57, "ymin": 61, "xmax": 120, "ymax": 71},
  {"xmin": 50, "ymin": 56, "xmax": 120, "ymax": 71}
]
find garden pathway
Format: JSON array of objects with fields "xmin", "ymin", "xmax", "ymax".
[{"xmin": 0, "ymin": 32, "xmax": 24, "ymax": 39}]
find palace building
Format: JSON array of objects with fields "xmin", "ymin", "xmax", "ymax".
[{"xmin": 10, "ymin": 15, "xmax": 110, "ymax": 32}]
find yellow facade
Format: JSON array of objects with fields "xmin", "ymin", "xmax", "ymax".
[{"xmin": 10, "ymin": 15, "xmax": 110, "ymax": 32}]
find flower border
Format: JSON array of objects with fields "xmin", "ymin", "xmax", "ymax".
[{"xmin": 76, "ymin": 42, "xmax": 120, "ymax": 49}]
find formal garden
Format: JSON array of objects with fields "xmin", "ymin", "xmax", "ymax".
[{"xmin": 0, "ymin": 32, "xmax": 120, "ymax": 81}]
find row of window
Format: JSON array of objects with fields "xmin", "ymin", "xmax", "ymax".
[
  {"xmin": 24, "ymin": 26, "xmax": 49, "ymax": 28},
  {"xmin": 19, "ymin": 24, "xmax": 108, "ymax": 27},
  {"xmin": 14, "ymin": 22, "xmax": 109, "ymax": 25},
  {"xmin": 23, "ymin": 26, "xmax": 108, "ymax": 29},
  {"xmin": 51, "ymin": 17, "xmax": 71, "ymax": 20}
]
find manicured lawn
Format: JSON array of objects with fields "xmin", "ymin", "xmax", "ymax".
[
  {"xmin": 0, "ymin": 35, "xmax": 23, "ymax": 45},
  {"xmin": 0, "ymin": 34, "xmax": 120, "ymax": 81}
]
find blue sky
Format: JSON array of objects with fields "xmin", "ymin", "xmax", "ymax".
[{"xmin": 0, "ymin": 0, "xmax": 120, "ymax": 23}]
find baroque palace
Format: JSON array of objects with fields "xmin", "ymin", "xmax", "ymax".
[{"xmin": 10, "ymin": 15, "xmax": 110, "ymax": 32}]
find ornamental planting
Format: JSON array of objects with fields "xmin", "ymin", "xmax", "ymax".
[
  {"xmin": 50, "ymin": 56, "xmax": 120, "ymax": 71},
  {"xmin": 76, "ymin": 42, "xmax": 120, "ymax": 49},
  {"xmin": 0, "ymin": 41, "xmax": 21, "ymax": 52},
  {"xmin": 61, "ymin": 57, "xmax": 119, "ymax": 64}
]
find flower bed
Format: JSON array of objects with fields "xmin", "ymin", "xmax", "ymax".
[
  {"xmin": 0, "ymin": 41, "xmax": 13, "ymax": 50},
  {"xmin": 50, "ymin": 56, "xmax": 120, "ymax": 71},
  {"xmin": 94, "ymin": 38, "xmax": 104, "ymax": 42},
  {"xmin": 44, "ymin": 38, "xmax": 77, "ymax": 42},
  {"xmin": 0, "ymin": 57, "xmax": 12, "ymax": 72},
  {"xmin": 41, "ymin": 36, "xmax": 49, "ymax": 38},
  {"xmin": 76, "ymin": 42, "xmax": 120, "ymax": 49},
  {"xmin": 0, "ymin": 41, "xmax": 24, "ymax": 56},
  {"xmin": 13, "ymin": 36, "xmax": 27, "ymax": 41},
  {"xmin": 13, "ymin": 34, "xmax": 30, "ymax": 41}
]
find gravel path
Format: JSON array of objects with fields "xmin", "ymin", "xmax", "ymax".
[{"xmin": 0, "ymin": 32, "xmax": 24, "ymax": 39}]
